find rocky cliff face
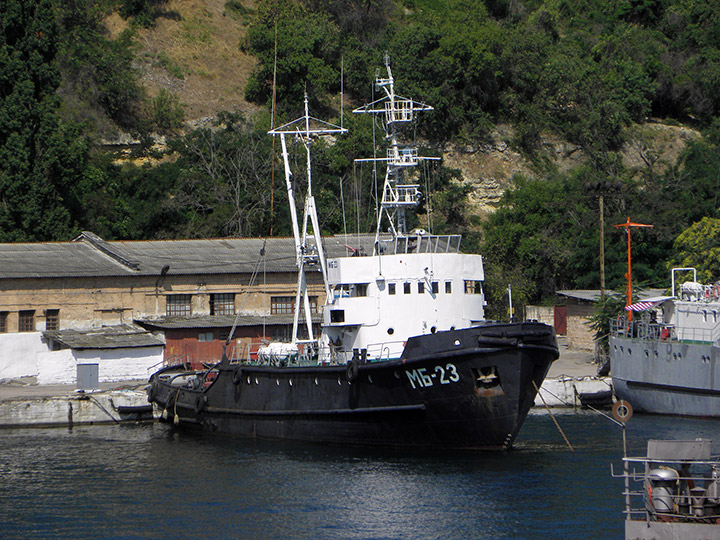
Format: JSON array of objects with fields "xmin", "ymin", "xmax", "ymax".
[{"xmin": 442, "ymin": 122, "xmax": 701, "ymax": 218}]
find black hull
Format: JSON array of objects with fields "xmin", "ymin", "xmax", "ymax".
[{"xmin": 148, "ymin": 322, "xmax": 558, "ymax": 450}]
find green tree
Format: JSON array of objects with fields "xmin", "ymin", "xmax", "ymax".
[
  {"xmin": 56, "ymin": 1, "xmax": 143, "ymax": 130},
  {"xmin": 670, "ymin": 217, "xmax": 720, "ymax": 282},
  {"xmin": 588, "ymin": 293, "xmax": 626, "ymax": 355},
  {"xmin": 168, "ymin": 111, "xmax": 282, "ymax": 238},
  {"xmin": 244, "ymin": 0, "xmax": 341, "ymax": 113},
  {"xmin": 0, "ymin": 0, "xmax": 89, "ymax": 241}
]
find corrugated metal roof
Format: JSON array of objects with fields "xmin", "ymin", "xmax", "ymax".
[
  {"xmin": 43, "ymin": 324, "xmax": 164, "ymax": 350},
  {"xmin": 137, "ymin": 314, "xmax": 322, "ymax": 329},
  {"xmin": 556, "ymin": 289, "xmax": 665, "ymax": 302},
  {"xmin": 0, "ymin": 232, "xmax": 379, "ymax": 279}
]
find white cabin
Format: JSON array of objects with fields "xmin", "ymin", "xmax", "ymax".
[{"xmin": 321, "ymin": 234, "xmax": 485, "ymax": 363}]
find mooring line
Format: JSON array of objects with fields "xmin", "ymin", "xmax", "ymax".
[{"xmin": 532, "ymin": 379, "xmax": 574, "ymax": 452}]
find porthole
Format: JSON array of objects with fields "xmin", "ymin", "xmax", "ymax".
[
  {"xmin": 454, "ymin": 339, "xmax": 461, "ymax": 346},
  {"xmin": 387, "ymin": 327, "xmax": 395, "ymax": 335},
  {"xmin": 430, "ymin": 326, "xmax": 436, "ymax": 334},
  {"xmin": 246, "ymin": 376, "xmax": 251, "ymax": 385}
]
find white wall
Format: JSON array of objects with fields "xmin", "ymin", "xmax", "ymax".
[
  {"xmin": 75, "ymin": 346, "xmax": 164, "ymax": 383},
  {"xmin": 0, "ymin": 331, "xmax": 163, "ymax": 385},
  {"xmin": 36, "ymin": 349, "xmax": 76, "ymax": 384},
  {"xmin": 0, "ymin": 333, "xmax": 46, "ymax": 381}
]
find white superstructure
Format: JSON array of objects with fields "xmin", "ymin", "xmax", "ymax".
[{"xmin": 269, "ymin": 55, "xmax": 487, "ymax": 365}]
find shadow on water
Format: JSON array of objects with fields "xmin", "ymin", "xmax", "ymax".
[{"xmin": 0, "ymin": 412, "xmax": 718, "ymax": 540}]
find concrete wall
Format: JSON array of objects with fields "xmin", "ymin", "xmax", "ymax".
[
  {"xmin": 567, "ymin": 302, "xmax": 596, "ymax": 350},
  {"xmin": 0, "ymin": 332, "xmax": 163, "ymax": 384},
  {"xmin": 0, "ymin": 333, "xmax": 46, "ymax": 380},
  {"xmin": 35, "ymin": 346, "xmax": 164, "ymax": 385},
  {"xmin": 75, "ymin": 346, "xmax": 164, "ymax": 383},
  {"xmin": 525, "ymin": 305, "xmax": 554, "ymax": 326},
  {"xmin": 0, "ymin": 271, "xmax": 325, "ymax": 333}
]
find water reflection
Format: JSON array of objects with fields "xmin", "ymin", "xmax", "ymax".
[{"xmin": 0, "ymin": 414, "xmax": 717, "ymax": 540}]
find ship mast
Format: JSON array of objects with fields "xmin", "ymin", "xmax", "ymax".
[
  {"xmin": 269, "ymin": 95, "xmax": 346, "ymax": 343},
  {"xmin": 353, "ymin": 53, "xmax": 439, "ymax": 252},
  {"xmin": 614, "ymin": 217, "xmax": 653, "ymax": 322}
]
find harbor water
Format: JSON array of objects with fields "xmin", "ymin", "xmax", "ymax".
[{"xmin": 1, "ymin": 412, "xmax": 718, "ymax": 540}]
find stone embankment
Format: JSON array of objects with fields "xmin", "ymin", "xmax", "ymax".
[{"xmin": 0, "ymin": 380, "xmax": 152, "ymax": 427}]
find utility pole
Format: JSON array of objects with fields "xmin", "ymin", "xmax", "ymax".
[
  {"xmin": 614, "ymin": 217, "xmax": 653, "ymax": 321},
  {"xmin": 599, "ymin": 195, "xmax": 605, "ymax": 299}
]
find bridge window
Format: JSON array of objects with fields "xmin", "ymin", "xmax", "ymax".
[
  {"xmin": 464, "ymin": 280, "xmax": 483, "ymax": 295},
  {"xmin": 388, "ymin": 283, "xmax": 396, "ymax": 295}
]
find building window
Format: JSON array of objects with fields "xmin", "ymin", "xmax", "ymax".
[
  {"xmin": 0, "ymin": 312, "xmax": 7, "ymax": 333},
  {"xmin": 417, "ymin": 282, "xmax": 424, "ymax": 294},
  {"xmin": 403, "ymin": 282, "xmax": 411, "ymax": 294},
  {"xmin": 445, "ymin": 281, "xmax": 452, "ymax": 294},
  {"xmin": 45, "ymin": 309, "xmax": 59, "ymax": 331},
  {"xmin": 210, "ymin": 293, "xmax": 235, "ymax": 316},
  {"xmin": 464, "ymin": 280, "xmax": 483, "ymax": 295},
  {"xmin": 271, "ymin": 296, "xmax": 294, "ymax": 315},
  {"xmin": 19, "ymin": 310, "xmax": 35, "ymax": 332},
  {"xmin": 431, "ymin": 282, "xmax": 439, "ymax": 294},
  {"xmin": 388, "ymin": 283, "xmax": 396, "ymax": 295},
  {"xmin": 167, "ymin": 295, "xmax": 192, "ymax": 317},
  {"xmin": 198, "ymin": 331, "xmax": 214, "ymax": 342},
  {"xmin": 355, "ymin": 284, "xmax": 368, "ymax": 297},
  {"xmin": 271, "ymin": 296, "xmax": 318, "ymax": 315}
]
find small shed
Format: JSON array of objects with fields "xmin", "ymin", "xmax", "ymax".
[{"xmin": 40, "ymin": 324, "xmax": 165, "ymax": 385}]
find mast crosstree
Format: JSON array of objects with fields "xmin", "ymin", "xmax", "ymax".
[
  {"xmin": 268, "ymin": 95, "xmax": 347, "ymax": 343},
  {"xmin": 353, "ymin": 53, "xmax": 439, "ymax": 250}
]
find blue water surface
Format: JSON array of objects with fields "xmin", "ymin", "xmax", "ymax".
[{"xmin": 0, "ymin": 411, "xmax": 718, "ymax": 540}]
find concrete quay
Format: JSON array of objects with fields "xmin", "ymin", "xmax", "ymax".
[
  {"xmin": 535, "ymin": 338, "xmax": 612, "ymax": 408},
  {"xmin": 0, "ymin": 339, "xmax": 609, "ymax": 428},
  {"xmin": 0, "ymin": 379, "xmax": 152, "ymax": 428}
]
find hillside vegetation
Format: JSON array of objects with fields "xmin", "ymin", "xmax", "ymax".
[{"xmin": 2, "ymin": 0, "xmax": 720, "ymax": 315}]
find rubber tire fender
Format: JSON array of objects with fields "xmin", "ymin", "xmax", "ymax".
[
  {"xmin": 346, "ymin": 360, "xmax": 359, "ymax": 382},
  {"xmin": 194, "ymin": 393, "xmax": 208, "ymax": 414},
  {"xmin": 232, "ymin": 366, "xmax": 243, "ymax": 385}
]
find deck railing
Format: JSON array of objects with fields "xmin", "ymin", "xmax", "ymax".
[{"xmin": 610, "ymin": 317, "xmax": 720, "ymax": 344}]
